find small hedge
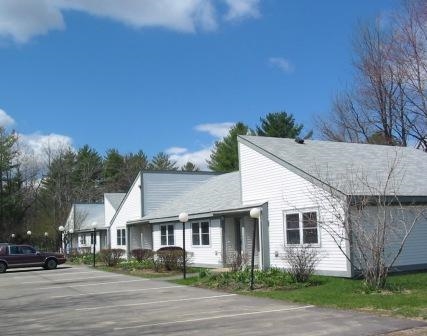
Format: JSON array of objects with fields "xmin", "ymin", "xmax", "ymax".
[
  {"xmin": 131, "ymin": 248, "xmax": 154, "ymax": 261},
  {"xmin": 99, "ymin": 248, "xmax": 125, "ymax": 267},
  {"xmin": 156, "ymin": 246, "xmax": 185, "ymax": 271}
]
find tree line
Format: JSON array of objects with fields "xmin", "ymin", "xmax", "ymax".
[{"xmin": 0, "ymin": 111, "xmax": 306, "ymax": 242}]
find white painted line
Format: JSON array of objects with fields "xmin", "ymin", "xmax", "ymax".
[
  {"xmin": 39, "ymin": 279, "xmax": 148, "ymax": 290},
  {"xmin": 51, "ymin": 285, "xmax": 184, "ymax": 298},
  {"xmin": 76, "ymin": 294, "xmax": 237, "ymax": 311},
  {"xmin": 21, "ymin": 274, "xmax": 122, "ymax": 284},
  {"xmin": 114, "ymin": 305, "xmax": 314, "ymax": 331},
  {"xmin": 12, "ymin": 271, "xmax": 106, "ymax": 279}
]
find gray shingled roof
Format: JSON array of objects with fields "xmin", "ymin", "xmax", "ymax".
[
  {"xmin": 240, "ymin": 135, "xmax": 427, "ymax": 196},
  {"xmin": 142, "ymin": 172, "xmax": 243, "ymax": 221},
  {"xmin": 105, "ymin": 193, "xmax": 126, "ymax": 210},
  {"xmin": 72, "ymin": 204, "xmax": 105, "ymax": 230}
]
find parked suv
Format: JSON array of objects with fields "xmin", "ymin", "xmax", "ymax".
[{"xmin": 0, "ymin": 244, "xmax": 66, "ymax": 273}]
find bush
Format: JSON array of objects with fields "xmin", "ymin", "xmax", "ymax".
[
  {"xmin": 283, "ymin": 246, "xmax": 320, "ymax": 283},
  {"xmin": 131, "ymin": 248, "xmax": 154, "ymax": 261},
  {"xmin": 99, "ymin": 248, "xmax": 125, "ymax": 267},
  {"xmin": 156, "ymin": 246, "xmax": 185, "ymax": 271},
  {"xmin": 226, "ymin": 252, "xmax": 249, "ymax": 272}
]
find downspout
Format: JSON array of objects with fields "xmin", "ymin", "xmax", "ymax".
[
  {"xmin": 220, "ymin": 216, "xmax": 226, "ymax": 267},
  {"xmin": 260, "ymin": 202, "xmax": 270, "ymax": 270},
  {"xmin": 126, "ymin": 224, "xmax": 131, "ymax": 259}
]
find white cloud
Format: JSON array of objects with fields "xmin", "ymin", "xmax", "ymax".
[
  {"xmin": 17, "ymin": 133, "xmax": 74, "ymax": 174},
  {"xmin": 165, "ymin": 146, "xmax": 188, "ymax": 155},
  {"xmin": 165, "ymin": 121, "xmax": 235, "ymax": 170},
  {"xmin": 0, "ymin": 0, "xmax": 261, "ymax": 44},
  {"xmin": 269, "ymin": 57, "xmax": 294, "ymax": 73},
  {"xmin": 55, "ymin": 0, "xmax": 217, "ymax": 32},
  {"xmin": 0, "ymin": 108, "xmax": 15, "ymax": 127},
  {"xmin": 194, "ymin": 122, "xmax": 235, "ymax": 138},
  {"xmin": 0, "ymin": 0, "xmax": 65, "ymax": 43},
  {"xmin": 223, "ymin": 0, "xmax": 260, "ymax": 21},
  {"xmin": 169, "ymin": 147, "xmax": 212, "ymax": 171}
]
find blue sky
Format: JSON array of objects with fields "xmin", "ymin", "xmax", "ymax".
[{"xmin": 0, "ymin": 0, "xmax": 397, "ymax": 169}]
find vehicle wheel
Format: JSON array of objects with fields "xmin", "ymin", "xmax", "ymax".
[
  {"xmin": 0, "ymin": 262, "xmax": 6, "ymax": 273},
  {"xmin": 45, "ymin": 259, "xmax": 57, "ymax": 270}
]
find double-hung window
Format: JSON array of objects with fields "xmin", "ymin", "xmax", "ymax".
[
  {"xmin": 285, "ymin": 211, "xmax": 319, "ymax": 245},
  {"xmin": 160, "ymin": 224, "xmax": 174, "ymax": 246},
  {"xmin": 192, "ymin": 221, "xmax": 210, "ymax": 246},
  {"xmin": 117, "ymin": 228, "xmax": 126, "ymax": 246}
]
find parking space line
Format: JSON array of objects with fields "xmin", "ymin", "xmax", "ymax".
[
  {"xmin": 113, "ymin": 305, "xmax": 315, "ymax": 331},
  {"xmin": 76, "ymin": 294, "xmax": 237, "ymax": 311},
  {"xmin": 39, "ymin": 279, "xmax": 148, "ymax": 290},
  {"xmin": 51, "ymin": 285, "xmax": 184, "ymax": 298},
  {"xmin": 12, "ymin": 271, "xmax": 107, "ymax": 279},
  {"xmin": 21, "ymin": 274, "xmax": 123, "ymax": 284}
]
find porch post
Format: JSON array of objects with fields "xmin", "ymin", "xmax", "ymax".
[{"xmin": 249, "ymin": 208, "xmax": 261, "ymax": 290}]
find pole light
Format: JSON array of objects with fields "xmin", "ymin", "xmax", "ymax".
[
  {"xmin": 44, "ymin": 232, "xmax": 49, "ymax": 251},
  {"xmin": 27, "ymin": 230, "xmax": 32, "ymax": 245},
  {"xmin": 249, "ymin": 207, "xmax": 261, "ymax": 290},
  {"xmin": 58, "ymin": 226, "xmax": 65, "ymax": 253},
  {"xmin": 92, "ymin": 222, "xmax": 97, "ymax": 268},
  {"xmin": 178, "ymin": 212, "xmax": 189, "ymax": 279},
  {"xmin": 69, "ymin": 228, "xmax": 74, "ymax": 253},
  {"xmin": 10, "ymin": 233, "xmax": 15, "ymax": 243}
]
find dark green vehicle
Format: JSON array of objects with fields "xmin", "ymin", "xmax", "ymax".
[{"xmin": 0, "ymin": 244, "xmax": 66, "ymax": 273}]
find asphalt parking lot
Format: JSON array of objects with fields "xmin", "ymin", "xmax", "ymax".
[{"xmin": 0, "ymin": 265, "xmax": 425, "ymax": 336}]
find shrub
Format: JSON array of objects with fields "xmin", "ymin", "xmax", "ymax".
[
  {"xmin": 156, "ymin": 246, "xmax": 184, "ymax": 271},
  {"xmin": 131, "ymin": 248, "xmax": 154, "ymax": 261},
  {"xmin": 226, "ymin": 252, "xmax": 249, "ymax": 272},
  {"xmin": 283, "ymin": 246, "xmax": 320, "ymax": 283},
  {"xmin": 99, "ymin": 248, "xmax": 126, "ymax": 267}
]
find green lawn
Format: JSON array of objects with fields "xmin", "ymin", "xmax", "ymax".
[{"xmin": 174, "ymin": 271, "xmax": 427, "ymax": 320}]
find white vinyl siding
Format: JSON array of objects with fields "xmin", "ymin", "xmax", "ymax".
[
  {"xmin": 110, "ymin": 173, "xmax": 142, "ymax": 251},
  {"xmin": 143, "ymin": 173, "xmax": 214, "ymax": 215},
  {"xmin": 357, "ymin": 206, "xmax": 427, "ymax": 268},
  {"xmin": 239, "ymin": 142, "xmax": 349, "ymax": 276},
  {"xmin": 153, "ymin": 219, "xmax": 223, "ymax": 267}
]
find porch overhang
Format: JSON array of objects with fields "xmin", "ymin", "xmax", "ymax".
[{"xmin": 127, "ymin": 205, "xmax": 263, "ymax": 225}]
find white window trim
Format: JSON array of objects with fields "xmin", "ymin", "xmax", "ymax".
[
  {"xmin": 160, "ymin": 224, "xmax": 175, "ymax": 246},
  {"xmin": 117, "ymin": 228, "xmax": 126, "ymax": 246},
  {"xmin": 283, "ymin": 208, "xmax": 321, "ymax": 247},
  {"xmin": 79, "ymin": 233, "xmax": 88, "ymax": 247},
  {"xmin": 191, "ymin": 220, "xmax": 211, "ymax": 247}
]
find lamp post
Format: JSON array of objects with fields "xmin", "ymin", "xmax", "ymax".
[
  {"xmin": 58, "ymin": 226, "xmax": 65, "ymax": 253},
  {"xmin": 178, "ymin": 212, "xmax": 189, "ymax": 279},
  {"xmin": 26, "ymin": 230, "xmax": 32, "ymax": 245},
  {"xmin": 92, "ymin": 222, "xmax": 97, "ymax": 268},
  {"xmin": 44, "ymin": 232, "xmax": 49, "ymax": 251},
  {"xmin": 69, "ymin": 228, "xmax": 74, "ymax": 254},
  {"xmin": 249, "ymin": 207, "xmax": 261, "ymax": 290},
  {"xmin": 10, "ymin": 233, "xmax": 15, "ymax": 243}
]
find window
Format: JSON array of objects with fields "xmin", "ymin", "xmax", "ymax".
[
  {"xmin": 117, "ymin": 228, "xmax": 126, "ymax": 246},
  {"xmin": 285, "ymin": 211, "xmax": 319, "ymax": 245},
  {"xmin": 160, "ymin": 225, "xmax": 174, "ymax": 246},
  {"xmin": 192, "ymin": 221, "xmax": 210, "ymax": 246},
  {"xmin": 21, "ymin": 246, "xmax": 36, "ymax": 254},
  {"xmin": 79, "ymin": 234, "xmax": 86, "ymax": 246}
]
